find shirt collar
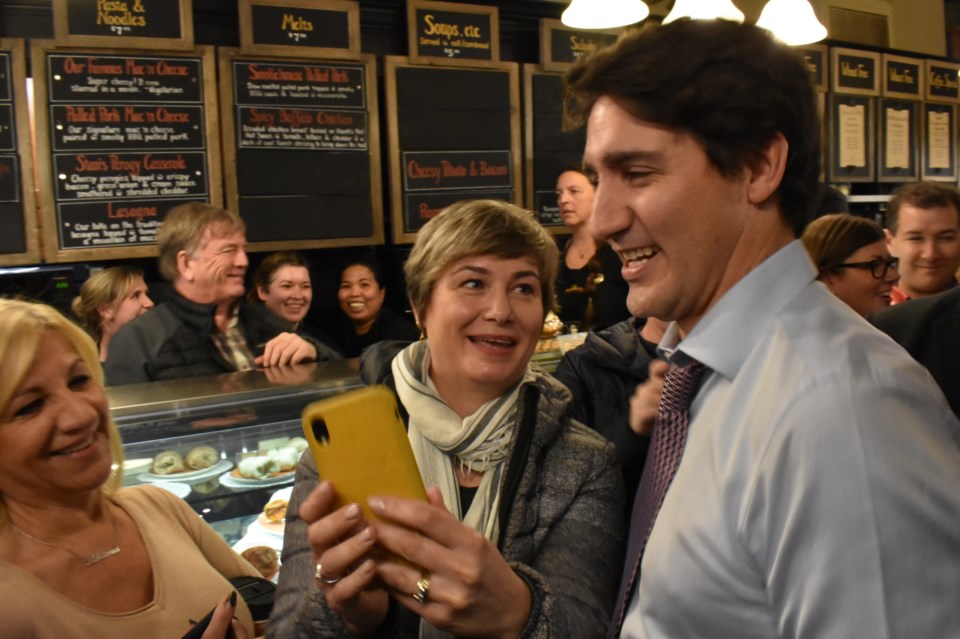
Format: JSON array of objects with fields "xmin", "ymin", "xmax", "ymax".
[{"xmin": 658, "ymin": 240, "xmax": 817, "ymax": 380}]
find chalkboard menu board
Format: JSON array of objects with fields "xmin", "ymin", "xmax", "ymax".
[
  {"xmin": 33, "ymin": 43, "xmax": 222, "ymax": 261},
  {"xmin": 539, "ymin": 19, "xmax": 619, "ymax": 72},
  {"xmin": 407, "ymin": 1, "xmax": 499, "ymax": 68},
  {"xmin": 219, "ymin": 52, "xmax": 382, "ymax": 249},
  {"xmin": 239, "ymin": 0, "xmax": 361, "ymax": 60},
  {"xmin": 386, "ymin": 57, "xmax": 520, "ymax": 243},
  {"xmin": 53, "ymin": 0, "xmax": 193, "ymax": 51},
  {"xmin": 0, "ymin": 40, "xmax": 39, "ymax": 266},
  {"xmin": 523, "ymin": 67, "xmax": 587, "ymax": 228}
]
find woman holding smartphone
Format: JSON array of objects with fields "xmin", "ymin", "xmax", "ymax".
[
  {"xmin": 0, "ymin": 299, "xmax": 256, "ymax": 639},
  {"xmin": 269, "ymin": 200, "xmax": 624, "ymax": 639}
]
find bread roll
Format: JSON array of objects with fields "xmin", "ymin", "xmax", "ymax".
[
  {"xmin": 152, "ymin": 451, "xmax": 184, "ymax": 475},
  {"xmin": 184, "ymin": 445, "xmax": 219, "ymax": 470},
  {"xmin": 240, "ymin": 546, "xmax": 279, "ymax": 580}
]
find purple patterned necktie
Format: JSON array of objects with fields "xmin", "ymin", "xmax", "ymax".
[{"xmin": 610, "ymin": 360, "xmax": 707, "ymax": 638}]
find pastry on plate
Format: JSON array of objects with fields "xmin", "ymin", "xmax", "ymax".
[
  {"xmin": 267, "ymin": 446, "xmax": 300, "ymax": 472},
  {"xmin": 263, "ymin": 499, "xmax": 287, "ymax": 523},
  {"xmin": 240, "ymin": 545, "xmax": 279, "ymax": 580},
  {"xmin": 236, "ymin": 455, "xmax": 280, "ymax": 479},
  {"xmin": 287, "ymin": 437, "xmax": 309, "ymax": 455},
  {"xmin": 184, "ymin": 445, "xmax": 219, "ymax": 470},
  {"xmin": 152, "ymin": 451, "xmax": 185, "ymax": 475}
]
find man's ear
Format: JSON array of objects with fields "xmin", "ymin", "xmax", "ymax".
[
  {"xmin": 177, "ymin": 249, "xmax": 194, "ymax": 282},
  {"xmin": 747, "ymin": 133, "xmax": 788, "ymax": 206},
  {"xmin": 884, "ymin": 227, "xmax": 895, "ymax": 249}
]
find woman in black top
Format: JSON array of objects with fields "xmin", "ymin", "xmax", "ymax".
[
  {"xmin": 331, "ymin": 257, "xmax": 418, "ymax": 358},
  {"xmin": 554, "ymin": 168, "xmax": 630, "ymax": 329}
]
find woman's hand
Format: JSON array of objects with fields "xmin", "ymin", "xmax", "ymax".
[
  {"xmin": 299, "ymin": 481, "xmax": 389, "ymax": 635},
  {"xmin": 197, "ymin": 592, "xmax": 248, "ymax": 639},
  {"xmin": 629, "ymin": 359, "xmax": 669, "ymax": 435},
  {"xmin": 368, "ymin": 487, "xmax": 532, "ymax": 638}
]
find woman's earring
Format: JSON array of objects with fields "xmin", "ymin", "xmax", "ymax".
[{"xmin": 417, "ymin": 322, "xmax": 426, "ymax": 341}]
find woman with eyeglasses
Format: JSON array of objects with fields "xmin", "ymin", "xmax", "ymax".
[{"xmin": 802, "ymin": 213, "xmax": 900, "ymax": 317}]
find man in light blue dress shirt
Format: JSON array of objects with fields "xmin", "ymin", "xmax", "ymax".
[{"xmin": 567, "ymin": 19, "xmax": 960, "ymax": 639}]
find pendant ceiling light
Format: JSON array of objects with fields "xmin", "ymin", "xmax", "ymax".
[
  {"xmin": 561, "ymin": 0, "xmax": 650, "ymax": 30},
  {"xmin": 756, "ymin": 0, "xmax": 828, "ymax": 45},
  {"xmin": 662, "ymin": 0, "xmax": 745, "ymax": 24}
]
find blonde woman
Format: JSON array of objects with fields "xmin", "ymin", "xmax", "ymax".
[
  {"xmin": 0, "ymin": 299, "xmax": 257, "ymax": 638},
  {"xmin": 72, "ymin": 267, "xmax": 154, "ymax": 362}
]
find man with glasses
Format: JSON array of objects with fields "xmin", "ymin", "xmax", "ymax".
[
  {"xmin": 567, "ymin": 19, "xmax": 960, "ymax": 639},
  {"xmin": 884, "ymin": 181, "xmax": 960, "ymax": 304}
]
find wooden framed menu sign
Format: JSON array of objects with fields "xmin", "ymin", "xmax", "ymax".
[
  {"xmin": 53, "ymin": 0, "xmax": 194, "ymax": 51},
  {"xmin": 523, "ymin": 66, "xmax": 586, "ymax": 229},
  {"xmin": 831, "ymin": 47, "xmax": 880, "ymax": 97},
  {"xmin": 798, "ymin": 44, "xmax": 828, "ymax": 92},
  {"xmin": 407, "ymin": 0, "xmax": 499, "ymax": 68},
  {"xmin": 32, "ymin": 43, "xmax": 221, "ymax": 262},
  {"xmin": 0, "ymin": 40, "xmax": 40, "ymax": 265},
  {"xmin": 386, "ymin": 56, "xmax": 520, "ymax": 243},
  {"xmin": 882, "ymin": 54, "xmax": 923, "ymax": 100},
  {"xmin": 925, "ymin": 60, "xmax": 960, "ymax": 103},
  {"xmin": 238, "ymin": 0, "xmax": 361, "ymax": 60},
  {"xmin": 878, "ymin": 98, "xmax": 919, "ymax": 182},
  {"xmin": 922, "ymin": 102, "xmax": 957, "ymax": 182},
  {"xmin": 218, "ymin": 51, "xmax": 382, "ymax": 249},
  {"xmin": 539, "ymin": 19, "xmax": 619, "ymax": 73},
  {"xmin": 828, "ymin": 93, "xmax": 875, "ymax": 182}
]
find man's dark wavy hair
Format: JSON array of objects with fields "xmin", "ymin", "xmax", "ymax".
[{"xmin": 565, "ymin": 19, "xmax": 821, "ymax": 237}]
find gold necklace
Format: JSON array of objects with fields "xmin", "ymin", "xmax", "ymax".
[{"xmin": 9, "ymin": 510, "xmax": 121, "ymax": 566}]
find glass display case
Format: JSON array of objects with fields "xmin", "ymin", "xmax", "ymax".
[{"xmin": 107, "ymin": 361, "xmax": 362, "ymax": 548}]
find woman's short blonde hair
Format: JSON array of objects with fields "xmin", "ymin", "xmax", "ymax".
[
  {"xmin": 71, "ymin": 267, "xmax": 144, "ymax": 342},
  {"xmin": 0, "ymin": 299, "xmax": 125, "ymax": 522},
  {"xmin": 404, "ymin": 200, "xmax": 558, "ymax": 321}
]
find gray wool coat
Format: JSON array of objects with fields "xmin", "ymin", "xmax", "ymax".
[{"xmin": 266, "ymin": 365, "xmax": 625, "ymax": 639}]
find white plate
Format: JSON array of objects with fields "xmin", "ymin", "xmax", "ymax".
[
  {"xmin": 218, "ymin": 470, "xmax": 296, "ymax": 489},
  {"xmin": 148, "ymin": 482, "xmax": 191, "ymax": 499},
  {"xmin": 143, "ymin": 459, "xmax": 233, "ymax": 483},
  {"xmin": 269, "ymin": 486, "xmax": 293, "ymax": 502}
]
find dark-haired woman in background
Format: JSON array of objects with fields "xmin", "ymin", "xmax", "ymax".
[
  {"xmin": 555, "ymin": 167, "xmax": 630, "ymax": 330},
  {"xmin": 249, "ymin": 252, "xmax": 313, "ymax": 331},
  {"xmin": 249, "ymin": 252, "xmax": 339, "ymax": 353},
  {"xmin": 330, "ymin": 257, "xmax": 418, "ymax": 358},
  {"xmin": 802, "ymin": 213, "xmax": 900, "ymax": 317}
]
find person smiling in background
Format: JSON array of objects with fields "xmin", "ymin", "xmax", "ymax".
[
  {"xmin": 884, "ymin": 181, "xmax": 960, "ymax": 304},
  {"xmin": 330, "ymin": 256, "xmax": 418, "ymax": 358},
  {"xmin": 802, "ymin": 213, "xmax": 900, "ymax": 317},
  {"xmin": 251, "ymin": 252, "xmax": 313, "ymax": 330}
]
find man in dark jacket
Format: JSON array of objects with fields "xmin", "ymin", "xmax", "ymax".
[
  {"xmin": 104, "ymin": 202, "xmax": 338, "ymax": 385},
  {"xmin": 871, "ymin": 286, "xmax": 960, "ymax": 417},
  {"xmin": 553, "ymin": 317, "xmax": 666, "ymax": 504}
]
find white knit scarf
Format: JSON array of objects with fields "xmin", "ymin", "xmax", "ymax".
[{"xmin": 391, "ymin": 340, "xmax": 531, "ymax": 543}]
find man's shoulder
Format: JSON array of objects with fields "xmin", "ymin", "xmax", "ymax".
[
  {"xmin": 112, "ymin": 301, "xmax": 180, "ymax": 343},
  {"xmin": 749, "ymin": 284, "xmax": 925, "ymax": 399},
  {"xmin": 872, "ymin": 286, "xmax": 960, "ymax": 334}
]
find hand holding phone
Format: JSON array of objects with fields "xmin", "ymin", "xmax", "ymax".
[{"xmin": 301, "ymin": 385, "xmax": 427, "ymax": 523}]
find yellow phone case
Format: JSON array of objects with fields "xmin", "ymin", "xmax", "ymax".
[{"xmin": 301, "ymin": 385, "xmax": 427, "ymax": 522}]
